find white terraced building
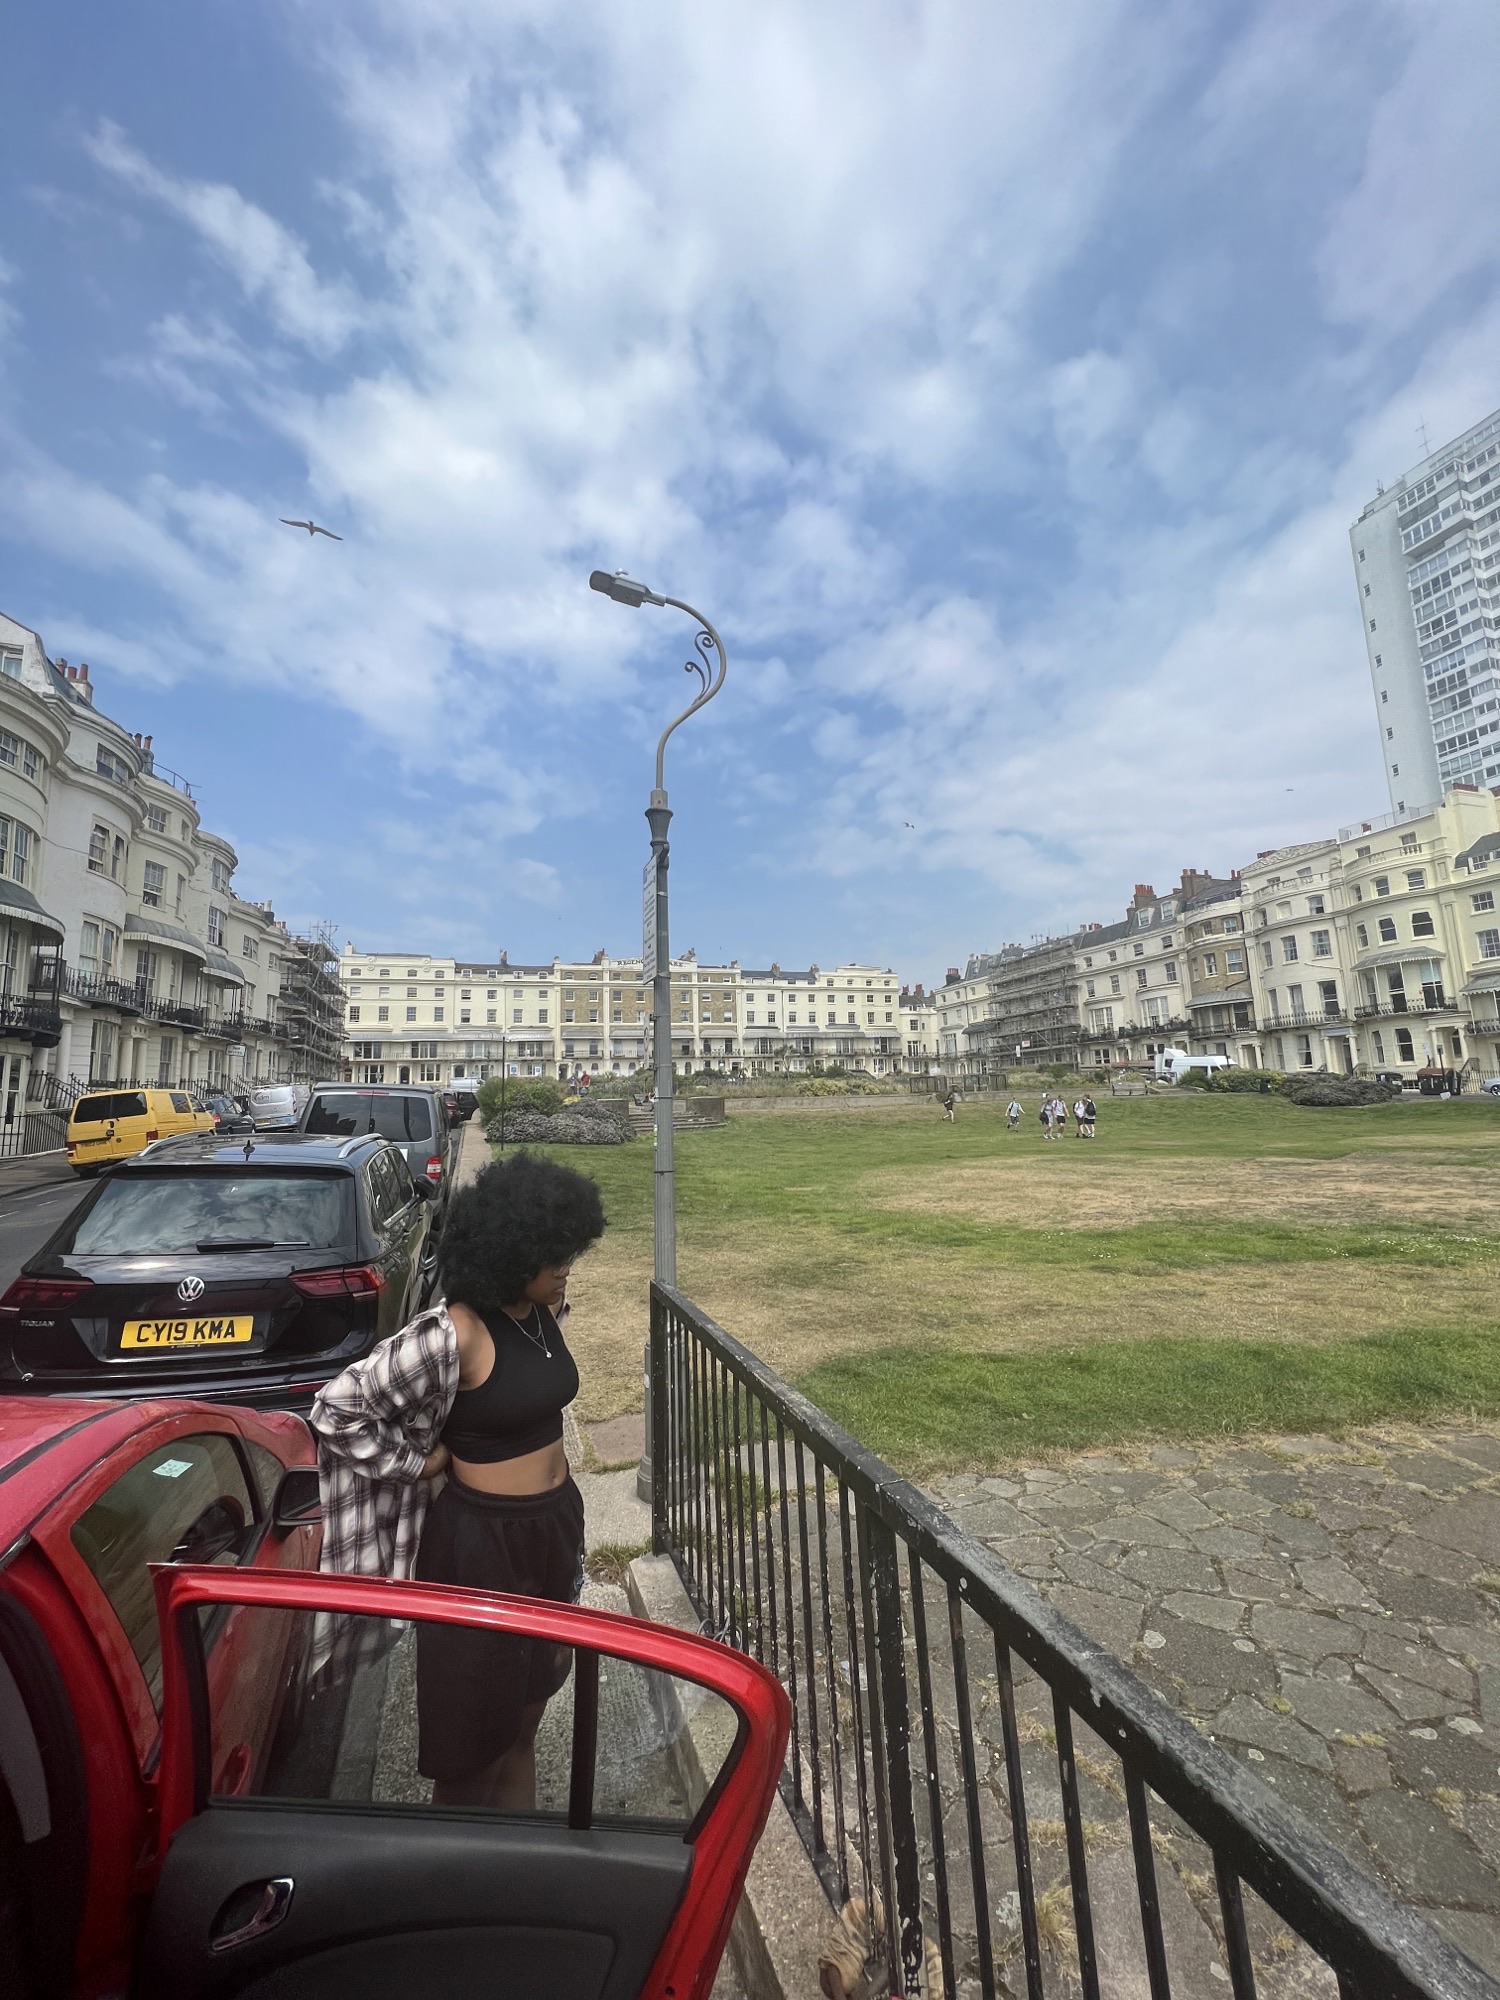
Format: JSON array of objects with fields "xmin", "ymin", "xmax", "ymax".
[
  {"xmin": 338, "ymin": 947, "xmax": 913, "ymax": 1083},
  {"xmin": 0, "ymin": 610, "xmax": 333, "ymax": 1151},
  {"xmin": 1351, "ymin": 406, "xmax": 1500, "ymax": 814}
]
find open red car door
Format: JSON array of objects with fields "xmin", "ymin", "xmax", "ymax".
[{"xmin": 141, "ymin": 1564, "xmax": 789, "ymax": 2000}]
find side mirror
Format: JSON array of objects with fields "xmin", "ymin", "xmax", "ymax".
[
  {"xmin": 271, "ymin": 1465, "xmax": 322, "ymax": 1532},
  {"xmin": 414, "ymin": 1176, "xmax": 439, "ymax": 1200}
]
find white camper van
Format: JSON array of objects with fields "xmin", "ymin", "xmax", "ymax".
[{"xmin": 1154, "ymin": 1048, "xmax": 1231, "ymax": 1083}]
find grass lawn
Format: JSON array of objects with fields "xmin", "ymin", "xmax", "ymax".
[{"xmin": 502, "ymin": 1091, "xmax": 1500, "ymax": 1475}]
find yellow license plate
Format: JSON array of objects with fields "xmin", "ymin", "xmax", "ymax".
[{"xmin": 121, "ymin": 1316, "xmax": 254, "ymax": 1350}]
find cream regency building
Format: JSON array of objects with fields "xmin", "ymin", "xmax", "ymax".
[
  {"xmin": 1233, "ymin": 787, "xmax": 1500, "ymax": 1078},
  {"xmin": 0, "ymin": 611, "xmax": 342, "ymax": 1149},
  {"xmin": 339, "ymin": 948, "xmax": 917, "ymax": 1083}
]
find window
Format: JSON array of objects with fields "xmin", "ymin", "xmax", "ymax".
[
  {"xmin": 1281, "ymin": 936, "xmax": 1299, "ymax": 963},
  {"xmin": 0, "ymin": 647, "xmax": 20, "ymax": 678},
  {"xmin": 1477, "ymin": 929, "xmax": 1500, "ymax": 960},
  {"xmin": 1307, "ymin": 895, "xmax": 1325, "ymax": 915},
  {"xmin": 1356, "ymin": 924, "xmax": 1369, "ymax": 948},
  {"xmin": 1472, "ymin": 892, "xmax": 1496, "ymax": 913},
  {"xmin": 460, "ymin": 1009, "xmax": 471, "ymax": 1024},
  {"xmin": 1135, "ymin": 969, "xmax": 1147, "ymax": 989},
  {"xmin": 348, "ymin": 1005, "xmax": 361, "ymax": 1023},
  {"xmin": 142, "ymin": 861, "xmax": 165, "ymax": 907},
  {"xmin": 1259, "ymin": 940, "xmax": 1273, "ymax": 969},
  {"xmin": 1406, "ymin": 870, "xmax": 1426, "ymax": 891},
  {"xmin": 1164, "ymin": 961, "xmax": 1178, "ymax": 983},
  {"xmin": 175, "ymin": 875, "xmax": 185, "ymax": 914},
  {"xmin": 1374, "ymin": 876, "xmax": 1390, "ymax": 897},
  {"xmin": 70, "ymin": 1433, "xmax": 256, "ymax": 1709},
  {"xmin": 11, "ymin": 824, "xmax": 29, "ymax": 886},
  {"xmin": 433, "ymin": 1006, "xmax": 444, "ymax": 1022},
  {"xmin": 1133, "ymin": 942, "xmax": 1144, "ymax": 958},
  {"xmin": 211, "ymin": 858, "xmax": 231, "ymax": 894},
  {"xmin": 1109, "ymin": 975, "xmax": 1120, "ymax": 995},
  {"xmin": 1225, "ymin": 949, "xmax": 1244, "ymax": 973},
  {"xmin": 1411, "ymin": 910, "xmax": 1435, "ymax": 938},
  {"xmin": 1372, "ymin": 1031, "xmax": 1385, "ymax": 1063},
  {"xmin": 1203, "ymin": 952, "xmax": 1218, "ymax": 976},
  {"xmin": 1400, "ymin": 833, "xmax": 1418, "ymax": 852},
  {"xmin": 1378, "ymin": 917, "xmax": 1397, "ymax": 942},
  {"xmin": 1085, "ymin": 980, "xmax": 1096, "ymax": 998},
  {"xmin": 95, "ymin": 744, "xmax": 131, "ymax": 784},
  {"xmin": 405, "ymin": 1006, "xmax": 417, "ymax": 1022},
  {"xmin": 377, "ymin": 1005, "xmax": 389, "ymax": 1022},
  {"xmin": 1395, "ymin": 1029, "xmax": 1414, "ymax": 1062},
  {"xmin": 88, "ymin": 823, "xmax": 110, "ymax": 874},
  {"xmin": 1311, "ymin": 930, "xmax": 1331, "ymax": 957},
  {"xmin": 241, "ymin": 935, "xmax": 259, "ymax": 961},
  {"xmin": 1319, "ymin": 981, "xmax": 1339, "ymax": 1017},
  {"xmin": 146, "ymin": 803, "xmax": 168, "ymax": 833},
  {"xmin": 207, "ymin": 907, "xmax": 225, "ymax": 948}
]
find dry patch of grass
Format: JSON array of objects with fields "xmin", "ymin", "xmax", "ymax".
[{"xmin": 860, "ymin": 1154, "xmax": 1500, "ymax": 1231}]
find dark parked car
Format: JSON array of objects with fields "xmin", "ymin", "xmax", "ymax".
[
  {"xmin": 447, "ymin": 1084, "xmax": 479, "ymax": 1121},
  {"xmin": 197, "ymin": 1090, "xmax": 255, "ymax": 1135},
  {"xmin": 0, "ymin": 1132, "xmax": 438, "ymax": 1410},
  {"xmin": 298, "ymin": 1084, "xmax": 454, "ymax": 1218}
]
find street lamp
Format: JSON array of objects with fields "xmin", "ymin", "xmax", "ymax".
[{"xmin": 588, "ymin": 570, "xmax": 728, "ymax": 1292}]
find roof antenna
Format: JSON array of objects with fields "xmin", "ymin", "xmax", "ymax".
[
  {"xmin": 242, "ymin": 1139, "xmax": 255, "ymax": 1161},
  {"xmin": 1417, "ymin": 415, "xmax": 1431, "ymax": 458}
]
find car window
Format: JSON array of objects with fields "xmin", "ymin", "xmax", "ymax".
[
  {"xmin": 72, "ymin": 1091, "xmax": 149, "ymax": 1124},
  {"xmin": 306, "ymin": 1092, "xmax": 432, "ymax": 1143},
  {"xmin": 70, "ymin": 1434, "xmax": 256, "ymax": 1710},
  {"xmin": 388, "ymin": 1149, "xmax": 418, "ymax": 1209},
  {"xmin": 62, "ymin": 1172, "xmax": 355, "ymax": 1254},
  {"xmin": 365, "ymin": 1150, "xmax": 398, "ymax": 1228},
  {"xmin": 169, "ymin": 1093, "xmax": 193, "ymax": 1114}
]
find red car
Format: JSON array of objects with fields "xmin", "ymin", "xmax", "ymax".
[{"xmin": 0, "ymin": 1396, "xmax": 789, "ymax": 2000}]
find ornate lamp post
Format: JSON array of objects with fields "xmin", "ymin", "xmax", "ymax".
[
  {"xmin": 589, "ymin": 571, "xmax": 728, "ymax": 1507},
  {"xmin": 588, "ymin": 570, "xmax": 728, "ymax": 1287}
]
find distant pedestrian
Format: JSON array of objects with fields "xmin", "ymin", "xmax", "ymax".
[
  {"xmin": 1081, "ymin": 1095, "xmax": 1097, "ymax": 1139},
  {"xmin": 1050, "ymin": 1095, "xmax": 1069, "ymax": 1137},
  {"xmin": 1006, "ymin": 1098, "xmax": 1022, "ymax": 1131},
  {"xmin": 941, "ymin": 1089, "xmax": 956, "ymax": 1123},
  {"xmin": 1039, "ymin": 1101, "xmax": 1053, "ymax": 1139},
  {"xmin": 1072, "ymin": 1098, "xmax": 1087, "ymax": 1137}
]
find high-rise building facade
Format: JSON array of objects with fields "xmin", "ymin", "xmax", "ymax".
[{"xmin": 1350, "ymin": 407, "xmax": 1500, "ymax": 814}]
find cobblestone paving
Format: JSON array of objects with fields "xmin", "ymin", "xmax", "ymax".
[{"xmin": 928, "ymin": 1427, "xmax": 1500, "ymax": 1984}]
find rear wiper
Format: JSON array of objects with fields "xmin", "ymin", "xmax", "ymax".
[{"xmin": 194, "ymin": 1238, "xmax": 312, "ymax": 1251}]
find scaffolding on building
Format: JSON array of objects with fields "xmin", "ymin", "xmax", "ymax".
[{"xmin": 276, "ymin": 920, "xmax": 343, "ymax": 1084}]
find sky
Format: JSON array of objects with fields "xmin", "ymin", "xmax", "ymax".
[{"xmin": 2, "ymin": 1, "xmax": 1498, "ymax": 981}]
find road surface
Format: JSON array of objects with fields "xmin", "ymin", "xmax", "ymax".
[{"xmin": 0, "ymin": 1177, "xmax": 83, "ymax": 1295}]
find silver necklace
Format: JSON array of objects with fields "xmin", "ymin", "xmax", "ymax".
[{"xmin": 501, "ymin": 1304, "xmax": 551, "ymax": 1359}]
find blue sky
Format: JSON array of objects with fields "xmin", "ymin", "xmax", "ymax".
[{"xmin": 3, "ymin": 2, "xmax": 1498, "ymax": 980}]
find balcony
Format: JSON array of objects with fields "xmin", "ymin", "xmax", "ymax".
[
  {"xmin": 1262, "ymin": 1007, "xmax": 1345, "ymax": 1029},
  {"xmin": 1352, "ymin": 997, "xmax": 1449, "ymax": 1020},
  {"xmin": 62, "ymin": 965, "xmax": 148, "ymax": 1014},
  {"xmin": 203, "ymin": 1013, "xmax": 247, "ymax": 1042},
  {"xmin": 0, "ymin": 993, "xmax": 63, "ymax": 1044},
  {"xmin": 153, "ymin": 999, "xmax": 206, "ymax": 1032}
]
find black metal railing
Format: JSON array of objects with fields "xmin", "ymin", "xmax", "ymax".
[
  {"xmin": 1353, "ymin": 999, "xmax": 1447, "ymax": 1020},
  {"xmin": 650, "ymin": 1285, "xmax": 1495, "ymax": 2000}
]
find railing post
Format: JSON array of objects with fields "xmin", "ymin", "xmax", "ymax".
[
  {"xmin": 867, "ymin": 1509, "xmax": 926, "ymax": 1997},
  {"xmin": 649, "ymin": 1284, "xmax": 669, "ymax": 1556}
]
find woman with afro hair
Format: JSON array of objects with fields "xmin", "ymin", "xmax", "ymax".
[{"xmin": 310, "ymin": 1149, "xmax": 606, "ymax": 1808}]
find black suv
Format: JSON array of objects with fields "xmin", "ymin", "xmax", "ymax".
[{"xmin": 0, "ymin": 1132, "xmax": 438, "ymax": 1410}]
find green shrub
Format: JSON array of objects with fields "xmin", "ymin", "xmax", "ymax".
[
  {"xmin": 1208, "ymin": 1067, "xmax": 1282, "ymax": 1093},
  {"xmin": 476, "ymin": 1076, "xmax": 565, "ymax": 1124},
  {"xmin": 1278, "ymin": 1074, "xmax": 1398, "ymax": 1107}
]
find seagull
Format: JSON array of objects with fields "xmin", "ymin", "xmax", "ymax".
[
  {"xmin": 904, "ymin": 821, "xmax": 916, "ymax": 829},
  {"xmin": 279, "ymin": 518, "xmax": 343, "ymax": 541}
]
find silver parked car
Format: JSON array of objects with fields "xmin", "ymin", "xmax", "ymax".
[
  {"xmin": 248, "ymin": 1082, "xmax": 310, "ymax": 1131},
  {"xmin": 298, "ymin": 1083, "xmax": 455, "ymax": 1221}
]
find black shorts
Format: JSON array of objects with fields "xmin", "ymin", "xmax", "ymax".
[{"xmin": 414, "ymin": 1474, "xmax": 586, "ymax": 1782}]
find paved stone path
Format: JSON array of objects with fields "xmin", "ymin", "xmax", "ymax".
[{"xmin": 928, "ymin": 1426, "xmax": 1500, "ymax": 1981}]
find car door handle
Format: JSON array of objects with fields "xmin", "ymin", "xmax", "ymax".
[{"xmin": 210, "ymin": 1877, "xmax": 294, "ymax": 1952}]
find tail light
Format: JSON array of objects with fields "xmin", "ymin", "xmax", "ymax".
[
  {"xmin": 424, "ymin": 1156, "xmax": 443, "ymax": 1183},
  {"xmin": 0, "ymin": 1276, "xmax": 95, "ymax": 1314},
  {"xmin": 291, "ymin": 1264, "xmax": 386, "ymax": 1299}
]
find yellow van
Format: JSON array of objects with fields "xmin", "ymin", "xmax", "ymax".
[{"xmin": 66, "ymin": 1088, "xmax": 216, "ymax": 1176}]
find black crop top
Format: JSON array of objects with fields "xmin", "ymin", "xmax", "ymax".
[{"xmin": 440, "ymin": 1305, "xmax": 579, "ymax": 1464}]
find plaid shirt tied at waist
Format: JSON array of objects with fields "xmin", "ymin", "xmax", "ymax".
[{"xmin": 308, "ymin": 1302, "xmax": 460, "ymax": 1579}]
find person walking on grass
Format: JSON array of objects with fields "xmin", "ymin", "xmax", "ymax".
[
  {"xmin": 1006, "ymin": 1097, "xmax": 1022, "ymax": 1132},
  {"xmin": 942, "ymin": 1088, "xmax": 957, "ymax": 1123},
  {"xmin": 1050, "ymin": 1094, "xmax": 1068, "ymax": 1138},
  {"xmin": 1039, "ymin": 1099, "xmax": 1053, "ymax": 1139},
  {"xmin": 1073, "ymin": 1096, "xmax": 1087, "ymax": 1137},
  {"xmin": 1081, "ymin": 1094, "xmax": 1098, "ymax": 1139}
]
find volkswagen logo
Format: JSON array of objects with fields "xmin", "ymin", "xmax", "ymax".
[{"xmin": 176, "ymin": 1275, "xmax": 206, "ymax": 1305}]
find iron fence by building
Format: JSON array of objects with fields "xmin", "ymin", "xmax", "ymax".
[{"xmin": 649, "ymin": 1284, "xmax": 1496, "ymax": 2000}]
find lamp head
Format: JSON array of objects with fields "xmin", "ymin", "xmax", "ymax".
[{"xmin": 589, "ymin": 569, "xmax": 664, "ymax": 609}]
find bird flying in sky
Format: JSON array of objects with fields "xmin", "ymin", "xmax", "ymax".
[{"xmin": 279, "ymin": 518, "xmax": 343, "ymax": 540}]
